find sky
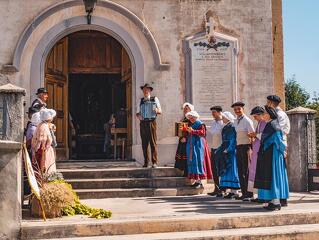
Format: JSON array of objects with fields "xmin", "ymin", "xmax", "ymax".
[{"xmin": 282, "ymin": 0, "xmax": 319, "ymax": 98}]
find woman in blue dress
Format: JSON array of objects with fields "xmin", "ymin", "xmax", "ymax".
[
  {"xmin": 254, "ymin": 106, "xmax": 289, "ymax": 211},
  {"xmin": 185, "ymin": 111, "xmax": 212, "ymax": 188},
  {"xmin": 215, "ymin": 111, "xmax": 240, "ymax": 198}
]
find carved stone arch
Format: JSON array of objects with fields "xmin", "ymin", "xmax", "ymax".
[{"xmin": 10, "ymin": 0, "xmax": 169, "ymax": 71}]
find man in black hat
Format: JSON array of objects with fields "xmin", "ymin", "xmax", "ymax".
[
  {"xmin": 207, "ymin": 106, "xmax": 223, "ymax": 197},
  {"xmin": 231, "ymin": 101, "xmax": 255, "ymax": 200},
  {"xmin": 31, "ymin": 87, "xmax": 49, "ymax": 110},
  {"xmin": 266, "ymin": 95, "xmax": 290, "ymax": 207},
  {"xmin": 266, "ymin": 95, "xmax": 290, "ymax": 146},
  {"xmin": 136, "ymin": 84, "xmax": 162, "ymax": 168}
]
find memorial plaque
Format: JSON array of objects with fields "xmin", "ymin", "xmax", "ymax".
[{"xmin": 185, "ymin": 32, "xmax": 238, "ymax": 117}]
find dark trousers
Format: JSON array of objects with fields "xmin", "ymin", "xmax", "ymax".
[
  {"xmin": 140, "ymin": 120, "xmax": 158, "ymax": 165},
  {"xmin": 210, "ymin": 148, "xmax": 219, "ymax": 188},
  {"xmin": 236, "ymin": 144, "xmax": 253, "ymax": 197}
]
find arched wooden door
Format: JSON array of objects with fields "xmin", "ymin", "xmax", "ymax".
[{"xmin": 45, "ymin": 37, "xmax": 68, "ymax": 160}]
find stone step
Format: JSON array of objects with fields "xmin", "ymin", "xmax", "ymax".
[
  {"xmin": 59, "ymin": 167, "xmax": 183, "ymax": 179},
  {"xmin": 39, "ymin": 223, "xmax": 319, "ymax": 240},
  {"xmin": 68, "ymin": 177, "xmax": 188, "ymax": 189},
  {"xmin": 75, "ymin": 186, "xmax": 213, "ymax": 199},
  {"xmin": 56, "ymin": 160, "xmax": 137, "ymax": 169},
  {"xmin": 21, "ymin": 212, "xmax": 319, "ymax": 239}
]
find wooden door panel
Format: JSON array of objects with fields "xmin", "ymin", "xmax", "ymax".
[
  {"xmin": 122, "ymin": 48, "xmax": 132, "ymax": 157},
  {"xmin": 45, "ymin": 37, "xmax": 68, "ymax": 159}
]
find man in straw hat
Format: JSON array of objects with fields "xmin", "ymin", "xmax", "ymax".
[{"xmin": 136, "ymin": 84, "xmax": 162, "ymax": 168}]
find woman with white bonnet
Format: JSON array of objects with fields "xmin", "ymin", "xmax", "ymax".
[
  {"xmin": 26, "ymin": 111, "xmax": 41, "ymax": 154},
  {"xmin": 185, "ymin": 110, "xmax": 212, "ymax": 188},
  {"xmin": 174, "ymin": 102, "xmax": 194, "ymax": 176},
  {"xmin": 215, "ymin": 111, "xmax": 240, "ymax": 198},
  {"xmin": 31, "ymin": 108, "xmax": 57, "ymax": 175}
]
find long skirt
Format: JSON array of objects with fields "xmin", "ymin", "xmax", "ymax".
[
  {"xmin": 175, "ymin": 139, "xmax": 188, "ymax": 176},
  {"xmin": 248, "ymin": 140, "xmax": 261, "ymax": 193},
  {"xmin": 258, "ymin": 150, "xmax": 289, "ymax": 200},
  {"xmin": 33, "ymin": 144, "xmax": 56, "ymax": 175},
  {"xmin": 219, "ymin": 152, "xmax": 241, "ymax": 190},
  {"xmin": 187, "ymin": 138, "xmax": 212, "ymax": 180}
]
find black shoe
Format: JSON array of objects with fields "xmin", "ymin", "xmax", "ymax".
[
  {"xmin": 224, "ymin": 193, "xmax": 235, "ymax": 199},
  {"xmin": 216, "ymin": 192, "xmax": 224, "ymax": 197},
  {"xmin": 195, "ymin": 183, "xmax": 204, "ymax": 189},
  {"xmin": 263, "ymin": 203, "xmax": 281, "ymax": 211},
  {"xmin": 242, "ymin": 197, "xmax": 251, "ymax": 202},
  {"xmin": 207, "ymin": 189, "xmax": 221, "ymax": 196},
  {"xmin": 142, "ymin": 164, "xmax": 148, "ymax": 168},
  {"xmin": 193, "ymin": 182, "xmax": 203, "ymax": 189},
  {"xmin": 280, "ymin": 199, "xmax": 288, "ymax": 207},
  {"xmin": 234, "ymin": 195, "xmax": 244, "ymax": 200}
]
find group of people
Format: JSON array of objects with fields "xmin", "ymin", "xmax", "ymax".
[
  {"xmin": 174, "ymin": 95, "xmax": 290, "ymax": 211},
  {"xmin": 24, "ymin": 88, "xmax": 57, "ymax": 183}
]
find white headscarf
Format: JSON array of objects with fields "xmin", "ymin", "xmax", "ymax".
[
  {"xmin": 30, "ymin": 112, "xmax": 41, "ymax": 126},
  {"xmin": 186, "ymin": 110, "xmax": 200, "ymax": 119},
  {"xmin": 221, "ymin": 111, "xmax": 235, "ymax": 123},
  {"xmin": 40, "ymin": 109, "xmax": 56, "ymax": 122},
  {"xmin": 182, "ymin": 102, "xmax": 194, "ymax": 112}
]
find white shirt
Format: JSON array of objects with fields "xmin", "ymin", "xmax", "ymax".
[
  {"xmin": 234, "ymin": 114, "xmax": 255, "ymax": 145},
  {"xmin": 136, "ymin": 95, "xmax": 161, "ymax": 114},
  {"xmin": 209, "ymin": 119, "xmax": 223, "ymax": 135},
  {"xmin": 275, "ymin": 107, "xmax": 290, "ymax": 135},
  {"xmin": 209, "ymin": 119, "xmax": 223, "ymax": 149}
]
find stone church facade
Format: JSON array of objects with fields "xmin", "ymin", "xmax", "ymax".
[{"xmin": 0, "ymin": 0, "xmax": 284, "ymax": 165}]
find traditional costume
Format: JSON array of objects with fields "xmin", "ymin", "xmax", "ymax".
[
  {"xmin": 174, "ymin": 103, "xmax": 194, "ymax": 176},
  {"xmin": 247, "ymin": 107, "xmax": 266, "ymax": 193},
  {"xmin": 267, "ymin": 95, "xmax": 290, "ymax": 146},
  {"xmin": 208, "ymin": 106, "xmax": 223, "ymax": 191},
  {"xmin": 215, "ymin": 111, "xmax": 240, "ymax": 190},
  {"xmin": 232, "ymin": 101, "xmax": 255, "ymax": 198},
  {"xmin": 31, "ymin": 88, "xmax": 48, "ymax": 111},
  {"xmin": 31, "ymin": 109, "xmax": 57, "ymax": 175},
  {"xmin": 254, "ymin": 106, "xmax": 289, "ymax": 211},
  {"xmin": 137, "ymin": 84, "xmax": 161, "ymax": 167},
  {"xmin": 186, "ymin": 111, "xmax": 212, "ymax": 184}
]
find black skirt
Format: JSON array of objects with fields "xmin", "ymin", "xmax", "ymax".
[{"xmin": 174, "ymin": 139, "xmax": 188, "ymax": 176}]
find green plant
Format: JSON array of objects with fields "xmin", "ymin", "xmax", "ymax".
[{"xmin": 50, "ymin": 179, "xmax": 112, "ymax": 219}]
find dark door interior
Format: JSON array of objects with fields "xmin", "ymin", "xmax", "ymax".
[{"xmin": 69, "ymin": 73, "xmax": 126, "ymax": 159}]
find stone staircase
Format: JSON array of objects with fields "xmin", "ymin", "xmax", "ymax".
[
  {"xmin": 21, "ymin": 209, "xmax": 319, "ymax": 239},
  {"xmin": 21, "ymin": 162, "xmax": 319, "ymax": 240},
  {"xmin": 57, "ymin": 161, "xmax": 214, "ymax": 199}
]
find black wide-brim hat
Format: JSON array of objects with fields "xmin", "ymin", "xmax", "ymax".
[
  {"xmin": 267, "ymin": 95, "xmax": 281, "ymax": 103},
  {"xmin": 231, "ymin": 101, "xmax": 245, "ymax": 108},
  {"xmin": 36, "ymin": 87, "xmax": 48, "ymax": 95},
  {"xmin": 250, "ymin": 106, "xmax": 265, "ymax": 115},
  {"xmin": 140, "ymin": 83, "xmax": 153, "ymax": 91},
  {"xmin": 210, "ymin": 105, "xmax": 222, "ymax": 112}
]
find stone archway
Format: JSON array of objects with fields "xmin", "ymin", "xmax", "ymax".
[{"xmin": 10, "ymin": 0, "xmax": 169, "ymax": 160}]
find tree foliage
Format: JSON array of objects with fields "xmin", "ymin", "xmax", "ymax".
[{"xmin": 285, "ymin": 75, "xmax": 310, "ymax": 110}]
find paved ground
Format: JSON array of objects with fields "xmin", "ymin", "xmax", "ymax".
[{"xmin": 23, "ymin": 192, "xmax": 319, "ymax": 223}]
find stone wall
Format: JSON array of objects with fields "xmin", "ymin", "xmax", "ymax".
[
  {"xmin": 0, "ymin": 0, "xmax": 282, "ymax": 164},
  {"xmin": 0, "ymin": 84, "xmax": 25, "ymax": 240}
]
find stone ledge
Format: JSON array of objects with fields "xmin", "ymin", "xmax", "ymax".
[
  {"xmin": 0, "ymin": 83, "xmax": 26, "ymax": 95},
  {"xmin": 0, "ymin": 140, "xmax": 22, "ymax": 150},
  {"xmin": 286, "ymin": 106, "xmax": 316, "ymax": 114}
]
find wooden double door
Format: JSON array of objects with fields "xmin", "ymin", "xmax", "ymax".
[{"xmin": 45, "ymin": 31, "xmax": 132, "ymax": 160}]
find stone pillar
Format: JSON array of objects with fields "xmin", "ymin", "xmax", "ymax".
[
  {"xmin": 0, "ymin": 83, "xmax": 26, "ymax": 240},
  {"xmin": 287, "ymin": 106, "xmax": 317, "ymax": 192}
]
